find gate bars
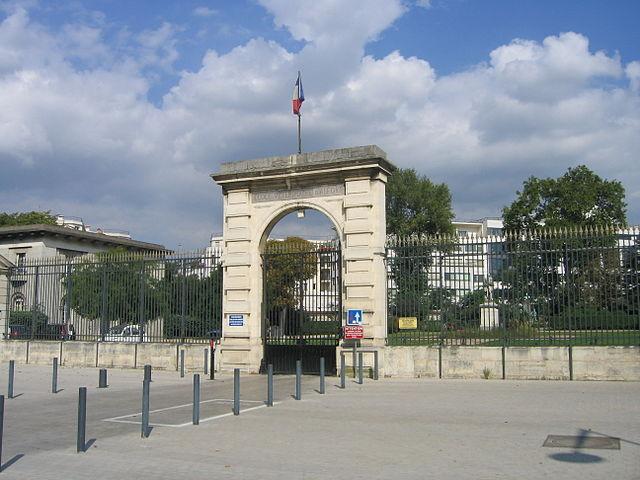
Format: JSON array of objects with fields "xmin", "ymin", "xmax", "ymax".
[
  {"xmin": 4, "ymin": 249, "xmax": 223, "ymax": 343},
  {"xmin": 386, "ymin": 225, "xmax": 640, "ymax": 347}
]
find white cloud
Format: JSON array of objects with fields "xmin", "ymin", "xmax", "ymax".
[
  {"xmin": 0, "ymin": 5, "xmax": 638, "ymax": 249},
  {"xmin": 193, "ymin": 6, "xmax": 217, "ymax": 17}
]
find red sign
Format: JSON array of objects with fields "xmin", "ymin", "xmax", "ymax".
[{"xmin": 343, "ymin": 325, "xmax": 364, "ymax": 340}]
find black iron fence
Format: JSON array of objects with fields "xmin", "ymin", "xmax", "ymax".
[
  {"xmin": 4, "ymin": 249, "xmax": 222, "ymax": 343},
  {"xmin": 386, "ymin": 226, "xmax": 640, "ymax": 347}
]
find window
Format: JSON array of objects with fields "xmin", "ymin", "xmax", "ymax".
[
  {"xmin": 457, "ymin": 230, "xmax": 469, "ymax": 237},
  {"xmin": 473, "ymin": 274, "xmax": 485, "ymax": 283},
  {"xmin": 12, "ymin": 294, "xmax": 25, "ymax": 311},
  {"xmin": 444, "ymin": 273, "xmax": 470, "ymax": 282}
]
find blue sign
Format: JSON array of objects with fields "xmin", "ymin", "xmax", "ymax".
[
  {"xmin": 347, "ymin": 309, "xmax": 363, "ymax": 326},
  {"xmin": 228, "ymin": 314, "xmax": 244, "ymax": 327}
]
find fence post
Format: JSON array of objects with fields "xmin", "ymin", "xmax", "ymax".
[
  {"xmin": 193, "ymin": 374, "xmax": 200, "ymax": 425},
  {"xmin": 77, "ymin": 387, "xmax": 86, "ymax": 453},
  {"xmin": 295, "ymin": 360, "xmax": 302, "ymax": 400},
  {"xmin": 374, "ymin": 351, "xmax": 379, "ymax": 380},
  {"xmin": 568, "ymin": 345, "xmax": 573, "ymax": 381},
  {"xmin": 233, "ymin": 369, "xmax": 240, "ymax": 415},
  {"xmin": 52, "ymin": 357, "xmax": 58, "ymax": 394},
  {"xmin": 7, "ymin": 361, "xmax": 14, "ymax": 399},
  {"xmin": 31, "ymin": 266, "xmax": 40, "ymax": 340},
  {"xmin": 267, "ymin": 364, "xmax": 273, "ymax": 406},
  {"xmin": 319, "ymin": 357, "xmax": 325, "ymax": 394},
  {"xmin": 0, "ymin": 395, "xmax": 4, "ymax": 471}
]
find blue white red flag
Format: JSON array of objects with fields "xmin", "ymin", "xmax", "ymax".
[{"xmin": 292, "ymin": 71, "xmax": 304, "ymax": 115}]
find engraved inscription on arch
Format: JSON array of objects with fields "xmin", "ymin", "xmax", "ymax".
[{"xmin": 252, "ymin": 184, "xmax": 345, "ymax": 203}]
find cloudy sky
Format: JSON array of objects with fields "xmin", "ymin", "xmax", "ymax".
[{"xmin": 1, "ymin": 0, "xmax": 638, "ymax": 249}]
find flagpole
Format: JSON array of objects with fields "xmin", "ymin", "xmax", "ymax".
[{"xmin": 297, "ymin": 113, "xmax": 302, "ymax": 154}]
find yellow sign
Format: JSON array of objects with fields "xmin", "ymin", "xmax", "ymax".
[{"xmin": 397, "ymin": 317, "xmax": 418, "ymax": 330}]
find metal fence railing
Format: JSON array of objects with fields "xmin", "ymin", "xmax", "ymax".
[
  {"xmin": 386, "ymin": 226, "xmax": 640, "ymax": 347},
  {"xmin": 4, "ymin": 249, "xmax": 222, "ymax": 343}
]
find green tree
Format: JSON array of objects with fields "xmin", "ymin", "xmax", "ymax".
[
  {"xmin": 264, "ymin": 237, "xmax": 319, "ymax": 335},
  {"xmin": 385, "ymin": 170, "xmax": 454, "ymax": 332},
  {"xmin": 502, "ymin": 165, "xmax": 627, "ymax": 231},
  {"xmin": 0, "ymin": 211, "xmax": 57, "ymax": 227},
  {"xmin": 386, "ymin": 168, "xmax": 455, "ymax": 236}
]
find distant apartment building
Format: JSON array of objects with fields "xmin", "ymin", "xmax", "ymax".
[{"xmin": 0, "ymin": 218, "xmax": 166, "ymax": 335}]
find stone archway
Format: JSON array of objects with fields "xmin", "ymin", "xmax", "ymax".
[{"xmin": 211, "ymin": 145, "xmax": 395, "ymax": 373}]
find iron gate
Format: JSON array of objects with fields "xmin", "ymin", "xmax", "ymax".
[{"xmin": 261, "ymin": 239, "xmax": 342, "ymax": 374}]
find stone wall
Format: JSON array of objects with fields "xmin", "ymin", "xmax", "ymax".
[{"xmin": 0, "ymin": 341, "xmax": 637, "ymax": 381}]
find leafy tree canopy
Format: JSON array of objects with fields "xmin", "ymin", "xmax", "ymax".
[
  {"xmin": 0, "ymin": 211, "xmax": 57, "ymax": 227},
  {"xmin": 386, "ymin": 168, "xmax": 454, "ymax": 236},
  {"xmin": 503, "ymin": 165, "xmax": 627, "ymax": 231}
]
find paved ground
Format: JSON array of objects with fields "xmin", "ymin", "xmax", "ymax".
[{"xmin": 0, "ymin": 363, "xmax": 637, "ymax": 479}]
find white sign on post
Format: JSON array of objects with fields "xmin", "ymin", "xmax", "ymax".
[{"xmin": 228, "ymin": 314, "xmax": 244, "ymax": 327}]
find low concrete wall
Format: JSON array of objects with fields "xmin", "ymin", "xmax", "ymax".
[
  {"xmin": 28, "ymin": 341, "xmax": 61, "ymax": 365},
  {"xmin": 443, "ymin": 347, "xmax": 503, "ymax": 379},
  {"xmin": 383, "ymin": 346, "xmax": 639, "ymax": 381},
  {"xmin": 573, "ymin": 346, "xmax": 640, "ymax": 381},
  {"xmin": 137, "ymin": 343, "xmax": 177, "ymax": 371},
  {"xmin": 1, "ymin": 341, "xmax": 637, "ymax": 381},
  {"xmin": 505, "ymin": 347, "xmax": 569, "ymax": 380},
  {"xmin": 96, "ymin": 343, "xmax": 136, "ymax": 369},
  {"xmin": 62, "ymin": 342, "xmax": 97, "ymax": 367},
  {"xmin": 0, "ymin": 340, "xmax": 29, "ymax": 363}
]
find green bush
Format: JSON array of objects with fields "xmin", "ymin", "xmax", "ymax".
[
  {"xmin": 8, "ymin": 310, "xmax": 60, "ymax": 339},
  {"xmin": 301, "ymin": 320, "xmax": 341, "ymax": 335},
  {"xmin": 548, "ymin": 307, "xmax": 639, "ymax": 330},
  {"xmin": 164, "ymin": 314, "xmax": 219, "ymax": 339}
]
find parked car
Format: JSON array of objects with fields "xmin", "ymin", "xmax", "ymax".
[{"xmin": 103, "ymin": 324, "xmax": 147, "ymax": 342}]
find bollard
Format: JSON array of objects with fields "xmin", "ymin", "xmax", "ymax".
[
  {"xmin": 7, "ymin": 361, "xmax": 14, "ymax": 399},
  {"xmin": 358, "ymin": 352, "xmax": 363, "ymax": 385},
  {"xmin": 374, "ymin": 351, "xmax": 379, "ymax": 380},
  {"xmin": 352, "ymin": 345, "xmax": 357, "ymax": 378},
  {"xmin": 203, "ymin": 348, "xmax": 208, "ymax": 376},
  {"xmin": 295, "ymin": 360, "xmax": 302, "ymax": 400},
  {"xmin": 233, "ymin": 369, "xmax": 240, "ymax": 416},
  {"xmin": 501, "ymin": 347, "xmax": 506, "ymax": 380},
  {"xmin": 193, "ymin": 374, "xmax": 200, "ymax": 425},
  {"xmin": 0, "ymin": 395, "xmax": 4, "ymax": 471},
  {"xmin": 267, "ymin": 364, "xmax": 273, "ymax": 407},
  {"xmin": 319, "ymin": 357, "xmax": 325, "ymax": 394},
  {"xmin": 98, "ymin": 369, "xmax": 108, "ymax": 388},
  {"xmin": 210, "ymin": 345, "xmax": 215, "ymax": 381},
  {"xmin": 52, "ymin": 357, "xmax": 58, "ymax": 394},
  {"xmin": 141, "ymin": 380, "xmax": 150, "ymax": 438},
  {"xmin": 144, "ymin": 364, "xmax": 152, "ymax": 383},
  {"xmin": 569, "ymin": 345, "xmax": 573, "ymax": 381},
  {"xmin": 180, "ymin": 350, "xmax": 185, "ymax": 378},
  {"xmin": 340, "ymin": 354, "xmax": 346, "ymax": 389},
  {"xmin": 77, "ymin": 387, "xmax": 87, "ymax": 453}
]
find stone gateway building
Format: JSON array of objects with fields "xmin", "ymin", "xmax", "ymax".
[{"xmin": 211, "ymin": 145, "xmax": 395, "ymax": 374}]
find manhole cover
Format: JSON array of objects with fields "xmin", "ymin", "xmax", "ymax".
[{"xmin": 543, "ymin": 435, "xmax": 620, "ymax": 450}]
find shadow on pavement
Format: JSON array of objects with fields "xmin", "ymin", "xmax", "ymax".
[{"xmin": 1, "ymin": 453, "xmax": 25, "ymax": 471}]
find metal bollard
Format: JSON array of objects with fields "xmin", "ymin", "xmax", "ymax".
[
  {"xmin": 193, "ymin": 374, "xmax": 200, "ymax": 425},
  {"xmin": 52, "ymin": 357, "xmax": 58, "ymax": 394},
  {"xmin": 98, "ymin": 369, "xmax": 108, "ymax": 388},
  {"xmin": 340, "ymin": 354, "xmax": 346, "ymax": 389},
  {"xmin": 295, "ymin": 360, "xmax": 302, "ymax": 400},
  {"xmin": 267, "ymin": 364, "xmax": 274, "ymax": 407},
  {"xmin": 0, "ymin": 395, "xmax": 4, "ymax": 470},
  {"xmin": 358, "ymin": 352, "xmax": 363, "ymax": 385},
  {"xmin": 203, "ymin": 348, "xmax": 208, "ymax": 376},
  {"xmin": 7, "ymin": 361, "xmax": 14, "ymax": 399},
  {"xmin": 141, "ymin": 380, "xmax": 150, "ymax": 438},
  {"xmin": 233, "ymin": 369, "xmax": 240, "ymax": 416},
  {"xmin": 77, "ymin": 387, "xmax": 87, "ymax": 453},
  {"xmin": 319, "ymin": 357, "xmax": 325, "ymax": 394},
  {"xmin": 144, "ymin": 364, "xmax": 152, "ymax": 383},
  {"xmin": 374, "ymin": 351, "xmax": 379, "ymax": 380},
  {"xmin": 180, "ymin": 350, "xmax": 185, "ymax": 378}
]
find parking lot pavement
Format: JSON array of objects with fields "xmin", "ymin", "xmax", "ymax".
[{"xmin": 0, "ymin": 363, "xmax": 638, "ymax": 479}]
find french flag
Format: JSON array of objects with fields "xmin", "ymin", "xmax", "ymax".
[{"xmin": 292, "ymin": 71, "xmax": 304, "ymax": 115}]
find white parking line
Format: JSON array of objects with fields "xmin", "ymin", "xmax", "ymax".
[{"xmin": 102, "ymin": 398, "xmax": 276, "ymax": 428}]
